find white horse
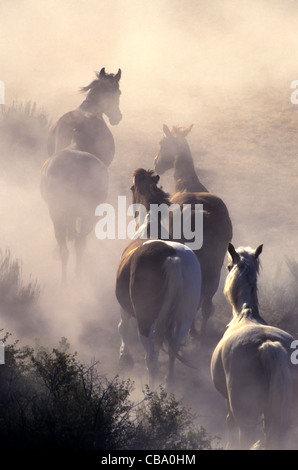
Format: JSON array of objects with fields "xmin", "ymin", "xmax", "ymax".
[{"xmin": 211, "ymin": 243, "xmax": 296, "ymax": 450}]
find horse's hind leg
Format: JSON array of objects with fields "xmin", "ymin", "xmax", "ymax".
[
  {"xmin": 74, "ymin": 216, "xmax": 92, "ymax": 279},
  {"xmin": 200, "ymin": 297, "xmax": 215, "ymax": 339},
  {"xmin": 52, "ymin": 216, "xmax": 69, "ymax": 285},
  {"xmin": 139, "ymin": 328, "xmax": 160, "ymax": 387},
  {"xmin": 226, "ymin": 401, "xmax": 239, "ymax": 450},
  {"xmin": 118, "ymin": 308, "xmax": 134, "ymax": 370},
  {"xmin": 74, "ymin": 232, "xmax": 86, "ymax": 280},
  {"xmin": 190, "ymin": 296, "xmax": 214, "ymax": 341}
]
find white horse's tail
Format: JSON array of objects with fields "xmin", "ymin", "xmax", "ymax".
[
  {"xmin": 155, "ymin": 255, "xmax": 196, "ymax": 368},
  {"xmin": 259, "ymin": 340, "xmax": 292, "ymax": 449}
]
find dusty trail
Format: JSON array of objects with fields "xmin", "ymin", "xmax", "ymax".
[{"xmin": 2, "ymin": 0, "xmax": 298, "ymax": 448}]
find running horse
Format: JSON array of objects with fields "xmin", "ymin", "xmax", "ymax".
[
  {"xmin": 41, "ymin": 115, "xmax": 109, "ymax": 284},
  {"xmin": 42, "ymin": 68, "xmax": 121, "ymax": 283},
  {"xmin": 154, "ymin": 125, "xmax": 233, "ymax": 339},
  {"xmin": 47, "ymin": 67, "xmax": 122, "ymax": 167},
  {"xmin": 211, "ymin": 243, "xmax": 296, "ymax": 449},
  {"xmin": 115, "ymin": 169, "xmax": 202, "ymax": 387}
]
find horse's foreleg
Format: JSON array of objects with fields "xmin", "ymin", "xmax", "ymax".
[
  {"xmin": 118, "ymin": 308, "xmax": 134, "ymax": 369},
  {"xmin": 198, "ymin": 297, "xmax": 215, "ymax": 341}
]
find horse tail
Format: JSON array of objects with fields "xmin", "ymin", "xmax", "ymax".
[
  {"xmin": 259, "ymin": 340, "xmax": 292, "ymax": 449},
  {"xmin": 155, "ymin": 255, "xmax": 196, "ymax": 369}
]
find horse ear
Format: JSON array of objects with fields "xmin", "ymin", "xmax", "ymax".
[
  {"xmin": 254, "ymin": 244, "xmax": 263, "ymax": 259},
  {"xmin": 181, "ymin": 124, "xmax": 194, "ymax": 137},
  {"xmin": 228, "ymin": 243, "xmax": 240, "ymax": 263},
  {"xmin": 115, "ymin": 69, "xmax": 121, "ymax": 81},
  {"xmin": 99, "ymin": 68, "xmax": 106, "ymax": 78},
  {"xmin": 133, "ymin": 169, "xmax": 146, "ymax": 185},
  {"xmin": 153, "ymin": 175, "xmax": 160, "ymax": 184},
  {"xmin": 163, "ymin": 124, "xmax": 172, "ymax": 138}
]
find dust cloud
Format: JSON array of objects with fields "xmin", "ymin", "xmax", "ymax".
[{"xmin": 1, "ymin": 0, "xmax": 298, "ymax": 448}]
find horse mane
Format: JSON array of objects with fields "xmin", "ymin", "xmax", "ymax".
[
  {"xmin": 132, "ymin": 168, "xmax": 170, "ymax": 206},
  {"xmin": 79, "ymin": 68, "xmax": 121, "ymax": 93},
  {"xmin": 227, "ymin": 304, "xmax": 267, "ymax": 327},
  {"xmin": 224, "ymin": 247, "xmax": 263, "ymax": 320}
]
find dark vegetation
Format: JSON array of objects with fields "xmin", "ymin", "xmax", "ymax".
[{"xmin": 0, "ymin": 335, "xmax": 218, "ymax": 450}]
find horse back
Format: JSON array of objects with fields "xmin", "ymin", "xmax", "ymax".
[
  {"xmin": 171, "ymin": 191, "xmax": 233, "ymax": 265},
  {"xmin": 171, "ymin": 191, "xmax": 232, "ymax": 230},
  {"xmin": 41, "ymin": 148, "xmax": 108, "ymax": 211},
  {"xmin": 47, "ymin": 110, "xmax": 82, "ymax": 156},
  {"xmin": 47, "ymin": 109, "xmax": 115, "ymax": 166}
]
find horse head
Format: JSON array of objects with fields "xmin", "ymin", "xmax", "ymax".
[
  {"xmin": 130, "ymin": 168, "xmax": 171, "ymax": 238},
  {"xmin": 224, "ymin": 243, "xmax": 263, "ymax": 317},
  {"xmin": 131, "ymin": 168, "xmax": 169, "ymax": 210},
  {"xmin": 79, "ymin": 67, "xmax": 122, "ymax": 125},
  {"xmin": 154, "ymin": 124, "xmax": 193, "ymax": 174}
]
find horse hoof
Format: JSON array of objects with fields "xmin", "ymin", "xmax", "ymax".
[{"xmin": 119, "ymin": 354, "xmax": 134, "ymax": 370}]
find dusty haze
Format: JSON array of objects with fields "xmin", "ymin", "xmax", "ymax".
[{"xmin": 1, "ymin": 0, "xmax": 298, "ymax": 447}]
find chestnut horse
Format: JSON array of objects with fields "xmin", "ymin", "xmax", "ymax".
[
  {"xmin": 154, "ymin": 125, "xmax": 233, "ymax": 338},
  {"xmin": 41, "ymin": 115, "xmax": 109, "ymax": 284},
  {"xmin": 115, "ymin": 169, "xmax": 201, "ymax": 387},
  {"xmin": 47, "ymin": 67, "xmax": 122, "ymax": 167},
  {"xmin": 211, "ymin": 243, "xmax": 296, "ymax": 449}
]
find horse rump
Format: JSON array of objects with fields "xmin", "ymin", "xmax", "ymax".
[{"xmin": 259, "ymin": 340, "xmax": 292, "ymax": 449}]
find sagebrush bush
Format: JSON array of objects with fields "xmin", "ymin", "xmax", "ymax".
[
  {"xmin": 132, "ymin": 385, "xmax": 217, "ymax": 450},
  {"xmin": 0, "ymin": 336, "xmax": 220, "ymax": 450},
  {"xmin": 0, "ymin": 100, "xmax": 51, "ymax": 155},
  {"xmin": 0, "ymin": 249, "xmax": 40, "ymax": 318}
]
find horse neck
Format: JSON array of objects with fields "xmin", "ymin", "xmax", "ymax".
[
  {"xmin": 79, "ymin": 87, "xmax": 104, "ymax": 114},
  {"xmin": 231, "ymin": 282, "xmax": 261, "ymax": 322},
  {"xmin": 173, "ymin": 141, "xmax": 207, "ymax": 193},
  {"xmin": 79, "ymin": 100, "xmax": 102, "ymax": 115}
]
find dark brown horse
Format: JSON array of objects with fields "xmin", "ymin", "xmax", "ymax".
[
  {"xmin": 154, "ymin": 125, "xmax": 233, "ymax": 338},
  {"xmin": 115, "ymin": 169, "xmax": 202, "ymax": 387},
  {"xmin": 47, "ymin": 68, "xmax": 122, "ymax": 167},
  {"xmin": 41, "ymin": 115, "xmax": 109, "ymax": 284}
]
